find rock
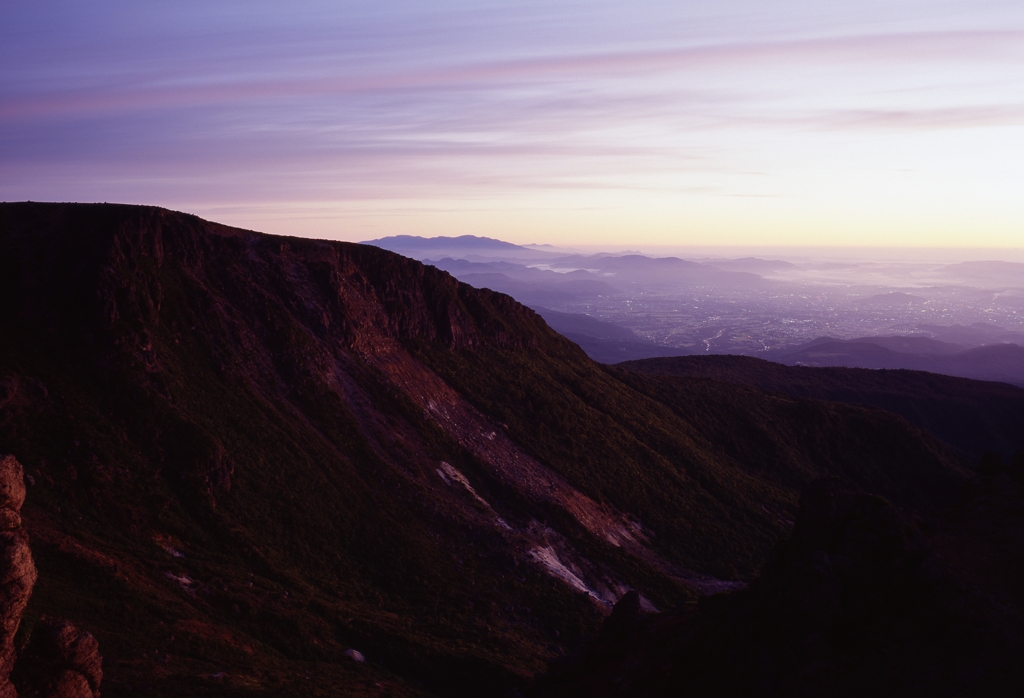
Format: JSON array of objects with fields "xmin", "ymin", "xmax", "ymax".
[
  {"xmin": 0, "ymin": 454, "xmax": 37, "ymax": 698},
  {"xmin": 0, "ymin": 456, "xmax": 26, "ymax": 518},
  {"xmin": 32, "ymin": 619, "xmax": 102, "ymax": 693},
  {"xmin": 344, "ymin": 648, "xmax": 365, "ymax": 663},
  {"xmin": 46, "ymin": 672, "xmax": 92, "ymax": 698},
  {"xmin": 600, "ymin": 590, "xmax": 641, "ymax": 639},
  {"xmin": 16, "ymin": 618, "xmax": 102, "ymax": 698},
  {"xmin": 0, "ymin": 455, "xmax": 102, "ymax": 698}
]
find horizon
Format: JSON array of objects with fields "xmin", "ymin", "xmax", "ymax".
[
  {"xmin": 2, "ymin": 1, "xmax": 1023, "ymax": 251},
  {"xmin": 360, "ymin": 231, "xmax": 1024, "ymax": 263}
]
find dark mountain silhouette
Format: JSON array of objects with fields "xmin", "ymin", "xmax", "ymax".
[
  {"xmin": 536, "ymin": 471, "xmax": 1024, "ymax": 697},
  {"xmin": 0, "ymin": 203, "xmax": 972, "ymax": 695},
  {"xmin": 783, "ymin": 335, "xmax": 966, "ymax": 355},
  {"xmin": 848, "ymin": 335, "xmax": 965, "ymax": 354},
  {"xmin": 777, "ymin": 337, "xmax": 1024, "ymax": 386},
  {"xmin": 363, "ymin": 234, "xmax": 528, "ymax": 252},
  {"xmin": 618, "ymin": 355, "xmax": 1024, "ymax": 460},
  {"xmin": 919, "ymin": 322, "xmax": 1024, "ymax": 347},
  {"xmin": 362, "ymin": 234, "xmax": 554, "ymax": 262}
]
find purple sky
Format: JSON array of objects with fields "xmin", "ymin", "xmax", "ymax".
[{"xmin": 2, "ymin": 1, "xmax": 1023, "ymax": 248}]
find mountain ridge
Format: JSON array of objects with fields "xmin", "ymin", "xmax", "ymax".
[
  {"xmin": 0, "ymin": 203, "xmax": 972, "ymax": 696},
  {"xmin": 776, "ymin": 336, "xmax": 1024, "ymax": 386},
  {"xmin": 361, "ymin": 234, "xmax": 529, "ymax": 252},
  {"xmin": 618, "ymin": 354, "xmax": 1024, "ymax": 460}
]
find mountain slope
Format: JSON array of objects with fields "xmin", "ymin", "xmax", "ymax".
[
  {"xmin": 529, "ymin": 308, "xmax": 683, "ymax": 364},
  {"xmin": 536, "ymin": 473, "xmax": 1024, "ymax": 697},
  {"xmin": 0, "ymin": 203, "xmax": 969, "ymax": 696},
  {"xmin": 618, "ymin": 355, "xmax": 1024, "ymax": 459}
]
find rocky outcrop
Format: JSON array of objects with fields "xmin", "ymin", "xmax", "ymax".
[
  {"xmin": 14, "ymin": 618, "xmax": 102, "ymax": 698},
  {"xmin": 0, "ymin": 455, "xmax": 102, "ymax": 698},
  {"xmin": 0, "ymin": 455, "xmax": 36, "ymax": 698}
]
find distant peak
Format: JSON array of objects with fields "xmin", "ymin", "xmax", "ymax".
[{"xmin": 360, "ymin": 234, "xmax": 525, "ymax": 251}]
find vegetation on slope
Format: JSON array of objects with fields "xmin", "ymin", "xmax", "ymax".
[
  {"xmin": 0, "ymin": 203, "xmax": 971, "ymax": 696},
  {"xmin": 536, "ymin": 464, "xmax": 1024, "ymax": 697},
  {"xmin": 618, "ymin": 355, "xmax": 1024, "ymax": 459}
]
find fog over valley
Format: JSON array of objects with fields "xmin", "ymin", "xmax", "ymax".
[{"xmin": 367, "ymin": 235, "xmax": 1024, "ymax": 384}]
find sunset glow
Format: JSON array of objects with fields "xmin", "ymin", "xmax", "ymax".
[{"xmin": 2, "ymin": 0, "xmax": 1022, "ymax": 248}]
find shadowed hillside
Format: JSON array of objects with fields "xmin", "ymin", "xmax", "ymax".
[
  {"xmin": 618, "ymin": 355, "xmax": 1024, "ymax": 459},
  {"xmin": 536, "ymin": 470, "xmax": 1024, "ymax": 697},
  {"xmin": 774, "ymin": 337, "xmax": 1024, "ymax": 387},
  {"xmin": 0, "ymin": 203, "xmax": 970, "ymax": 696}
]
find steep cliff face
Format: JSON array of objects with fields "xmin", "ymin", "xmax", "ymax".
[{"xmin": 0, "ymin": 203, "xmax": 970, "ymax": 696}]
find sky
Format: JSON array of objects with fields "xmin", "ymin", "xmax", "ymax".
[{"xmin": 2, "ymin": 0, "xmax": 1023, "ymax": 249}]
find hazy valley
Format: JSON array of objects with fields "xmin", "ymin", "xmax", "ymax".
[{"xmin": 365, "ymin": 235, "xmax": 1024, "ymax": 386}]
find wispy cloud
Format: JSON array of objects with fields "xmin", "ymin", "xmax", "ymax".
[
  {"xmin": 2, "ymin": 1, "xmax": 1023, "ymax": 244},
  {"xmin": 3, "ymin": 30, "xmax": 1020, "ymax": 121}
]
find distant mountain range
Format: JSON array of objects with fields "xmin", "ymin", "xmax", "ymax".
[
  {"xmin": 363, "ymin": 233, "xmax": 528, "ymax": 252},
  {"xmin": 487, "ymin": 305, "xmax": 1024, "ymax": 389},
  {"xmin": 776, "ymin": 335, "xmax": 1024, "ymax": 386},
  {"xmin": 697, "ymin": 257, "xmax": 798, "ymax": 274},
  {"xmin": 942, "ymin": 260, "xmax": 1024, "ymax": 287},
  {"xmin": 516, "ymin": 311, "xmax": 1024, "ymax": 388},
  {"xmin": 366, "ymin": 235, "xmax": 769, "ymax": 297},
  {"xmin": 363, "ymin": 233, "xmax": 555, "ymax": 261}
]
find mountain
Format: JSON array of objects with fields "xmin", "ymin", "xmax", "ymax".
[
  {"xmin": 846, "ymin": 335, "xmax": 965, "ymax": 355},
  {"xmin": 0, "ymin": 203, "xmax": 970, "ymax": 696},
  {"xmin": 919, "ymin": 322, "xmax": 1024, "ymax": 348},
  {"xmin": 362, "ymin": 235, "xmax": 553, "ymax": 262},
  {"xmin": 418, "ymin": 258, "xmax": 621, "ymax": 309},
  {"xmin": 941, "ymin": 261, "xmax": 1024, "ymax": 287},
  {"xmin": 777, "ymin": 337, "xmax": 1024, "ymax": 386},
  {"xmin": 536, "ymin": 471, "xmax": 1024, "ymax": 696},
  {"xmin": 422, "ymin": 254, "xmax": 767, "ymax": 323},
  {"xmin": 529, "ymin": 308, "xmax": 684, "ymax": 364},
  {"xmin": 617, "ymin": 355, "xmax": 1024, "ymax": 460},
  {"xmin": 363, "ymin": 234, "xmax": 527, "ymax": 252},
  {"xmin": 545, "ymin": 254, "xmax": 764, "ymax": 289},
  {"xmin": 701, "ymin": 258, "xmax": 798, "ymax": 274}
]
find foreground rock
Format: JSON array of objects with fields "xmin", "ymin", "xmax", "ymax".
[
  {"xmin": 0, "ymin": 455, "xmax": 102, "ymax": 698},
  {"xmin": 14, "ymin": 618, "xmax": 102, "ymax": 698},
  {"xmin": 0, "ymin": 455, "xmax": 36, "ymax": 698}
]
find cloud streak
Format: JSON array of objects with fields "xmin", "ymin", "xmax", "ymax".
[
  {"xmin": 2, "ymin": 1, "xmax": 1023, "ymax": 245},
  {"xmin": 3, "ymin": 30, "xmax": 1021, "ymax": 121}
]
